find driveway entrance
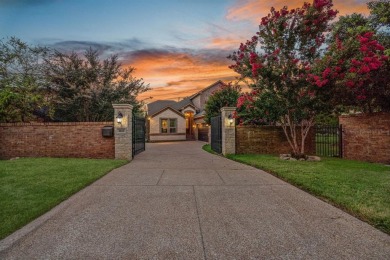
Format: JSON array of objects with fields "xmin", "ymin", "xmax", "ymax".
[{"xmin": 1, "ymin": 142, "xmax": 389, "ymax": 259}]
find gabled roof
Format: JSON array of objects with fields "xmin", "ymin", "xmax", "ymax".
[
  {"xmin": 147, "ymin": 80, "xmax": 225, "ymax": 118},
  {"xmin": 150, "ymin": 106, "xmax": 185, "ymax": 118},
  {"xmin": 189, "ymin": 80, "xmax": 225, "ymax": 100},
  {"xmin": 147, "ymin": 100, "xmax": 176, "ymax": 116},
  {"xmin": 171, "ymin": 98, "xmax": 194, "ymax": 111},
  {"xmin": 147, "ymin": 98, "xmax": 196, "ymax": 118}
]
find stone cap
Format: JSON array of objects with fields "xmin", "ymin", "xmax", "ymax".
[
  {"xmin": 112, "ymin": 104, "xmax": 133, "ymax": 110},
  {"xmin": 220, "ymin": 107, "xmax": 236, "ymax": 112}
]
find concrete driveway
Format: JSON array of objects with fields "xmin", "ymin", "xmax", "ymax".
[{"xmin": 1, "ymin": 141, "xmax": 389, "ymax": 259}]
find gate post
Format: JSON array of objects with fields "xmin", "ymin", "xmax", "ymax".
[
  {"xmin": 112, "ymin": 104, "xmax": 133, "ymax": 160},
  {"xmin": 221, "ymin": 107, "xmax": 236, "ymax": 155}
]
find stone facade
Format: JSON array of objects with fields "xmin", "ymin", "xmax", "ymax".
[
  {"xmin": 148, "ymin": 108, "xmax": 186, "ymax": 142},
  {"xmin": 113, "ymin": 104, "xmax": 133, "ymax": 160},
  {"xmin": 221, "ymin": 107, "xmax": 236, "ymax": 155},
  {"xmin": 235, "ymin": 125, "xmax": 316, "ymax": 155},
  {"xmin": 339, "ymin": 112, "xmax": 390, "ymax": 164},
  {"xmin": 0, "ymin": 122, "xmax": 114, "ymax": 159}
]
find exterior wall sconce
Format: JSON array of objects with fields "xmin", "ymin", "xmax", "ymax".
[
  {"xmin": 228, "ymin": 113, "xmax": 234, "ymax": 126},
  {"xmin": 116, "ymin": 112, "xmax": 123, "ymax": 125}
]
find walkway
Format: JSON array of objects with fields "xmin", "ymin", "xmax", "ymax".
[{"xmin": 1, "ymin": 142, "xmax": 389, "ymax": 259}]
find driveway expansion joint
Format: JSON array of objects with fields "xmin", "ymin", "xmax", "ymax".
[{"xmin": 192, "ymin": 186, "xmax": 207, "ymax": 260}]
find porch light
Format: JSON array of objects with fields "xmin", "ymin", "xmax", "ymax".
[
  {"xmin": 228, "ymin": 114, "xmax": 234, "ymax": 126},
  {"xmin": 116, "ymin": 112, "xmax": 123, "ymax": 125}
]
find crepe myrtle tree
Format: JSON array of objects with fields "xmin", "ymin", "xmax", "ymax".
[
  {"xmin": 310, "ymin": 31, "xmax": 389, "ymax": 113},
  {"xmin": 229, "ymin": 0, "xmax": 338, "ymax": 158},
  {"xmin": 312, "ymin": 0, "xmax": 390, "ymax": 113},
  {"xmin": 204, "ymin": 82, "xmax": 241, "ymax": 124}
]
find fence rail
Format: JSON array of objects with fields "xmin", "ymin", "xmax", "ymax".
[
  {"xmin": 132, "ymin": 114, "xmax": 146, "ymax": 157},
  {"xmin": 211, "ymin": 115, "xmax": 222, "ymax": 153},
  {"xmin": 315, "ymin": 125, "xmax": 342, "ymax": 157}
]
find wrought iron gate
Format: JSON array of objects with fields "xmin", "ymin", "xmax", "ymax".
[
  {"xmin": 132, "ymin": 114, "xmax": 146, "ymax": 157},
  {"xmin": 211, "ymin": 115, "xmax": 222, "ymax": 153},
  {"xmin": 315, "ymin": 125, "xmax": 342, "ymax": 157}
]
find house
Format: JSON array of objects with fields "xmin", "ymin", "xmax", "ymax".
[{"xmin": 146, "ymin": 80, "xmax": 225, "ymax": 142}]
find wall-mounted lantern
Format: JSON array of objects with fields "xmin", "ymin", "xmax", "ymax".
[
  {"xmin": 116, "ymin": 112, "xmax": 123, "ymax": 125},
  {"xmin": 228, "ymin": 113, "xmax": 234, "ymax": 126}
]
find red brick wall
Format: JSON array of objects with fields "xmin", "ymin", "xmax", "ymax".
[
  {"xmin": 0, "ymin": 122, "xmax": 115, "ymax": 159},
  {"xmin": 236, "ymin": 125, "xmax": 315, "ymax": 155},
  {"xmin": 339, "ymin": 113, "xmax": 390, "ymax": 164}
]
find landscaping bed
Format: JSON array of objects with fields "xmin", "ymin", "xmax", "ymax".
[
  {"xmin": 0, "ymin": 158, "xmax": 127, "ymax": 240},
  {"xmin": 202, "ymin": 144, "xmax": 390, "ymax": 234}
]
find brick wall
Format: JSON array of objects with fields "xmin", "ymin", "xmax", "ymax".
[
  {"xmin": 339, "ymin": 113, "xmax": 390, "ymax": 164},
  {"xmin": 0, "ymin": 122, "xmax": 115, "ymax": 159},
  {"xmin": 236, "ymin": 125, "xmax": 315, "ymax": 155}
]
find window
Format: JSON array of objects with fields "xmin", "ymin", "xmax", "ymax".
[
  {"xmin": 161, "ymin": 119, "xmax": 168, "ymax": 133},
  {"xmin": 169, "ymin": 119, "xmax": 177, "ymax": 133},
  {"xmin": 160, "ymin": 118, "xmax": 177, "ymax": 133}
]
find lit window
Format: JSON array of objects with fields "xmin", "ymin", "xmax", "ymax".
[
  {"xmin": 160, "ymin": 118, "xmax": 177, "ymax": 133},
  {"xmin": 161, "ymin": 119, "xmax": 168, "ymax": 133}
]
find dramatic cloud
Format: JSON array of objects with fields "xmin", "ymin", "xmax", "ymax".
[
  {"xmin": 122, "ymin": 48, "xmax": 239, "ymax": 101},
  {"xmin": 50, "ymin": 38, "xmax": 147, "ymax": 57},
  {"xmin": 226, "ymin": 0, "xmax": 370, "ymax": 25}
]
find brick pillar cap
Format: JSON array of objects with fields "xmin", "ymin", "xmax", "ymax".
[{"xmin": 112, "ymin": 104, "xmax": 133, "ymax": 110}]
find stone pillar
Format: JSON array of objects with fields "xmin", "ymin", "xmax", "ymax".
[
  {"xmin": 221, "ymin": 107, "xmax": 236, "ymax": 155},
  {"xmin": 112, "ymin": 104, "xmax": 133, "ymax": 160}
]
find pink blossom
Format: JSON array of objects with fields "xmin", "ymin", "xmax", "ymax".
[{"xmin": 346, "ymin": 81, "xmax": 355, "ymax": 88}]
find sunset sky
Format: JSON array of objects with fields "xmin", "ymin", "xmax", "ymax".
[{"xmin": 0, "ymin": 0, "xmax": 370, "ymax": 101}]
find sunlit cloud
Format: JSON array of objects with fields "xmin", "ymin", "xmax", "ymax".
[
  {"xmin": 226, "ymin": 0, "xmax": 370, "ymax": 25},
  {"xmin": 122, "ymin": 48, "xmax": 239, "ymax": 101}
]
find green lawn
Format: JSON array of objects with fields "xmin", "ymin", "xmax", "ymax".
[
  {"xmin": 202, "ymin": 144, "xmax": 390, "ymax": 234},
  {"xmin": 0, "ymin": 158, "xmax": 127, "ymax": 240}
]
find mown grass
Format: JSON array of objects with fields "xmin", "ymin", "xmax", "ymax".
[
  {"xmin": 0, "ymin": 158, "xmax": 127, "ymax": 240},
  {"xmin": 202, "ymin": 144, "xmax": 390, "ymax": 234}
]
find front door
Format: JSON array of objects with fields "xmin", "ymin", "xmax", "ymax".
[{"xmin": 185, "ymin": 112, "xmax": 195, "ymax": 140}]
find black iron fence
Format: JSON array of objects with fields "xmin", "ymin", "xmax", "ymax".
[
  {"xmin": 211, "ymin": 115, "xmax": 222, "ymax": 153},
  {"xmin": 315, "ymin": 125, "xmax": 342, "ymax": 157},
  {"xmin": 132, "ymin": 114, "xmax": 146, "ymax": 157}
]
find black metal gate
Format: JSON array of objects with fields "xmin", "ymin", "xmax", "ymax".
[
  {"xmin": 211, "ymin": 115, "xmax": 222, "ymax": 153},
  {"xmin": 132, "ymin": 114, "xmax": 146, "ymax": 157},
  {"xmin": 315, "ymin": 125, "xmax": 342, "ymax": 157}
]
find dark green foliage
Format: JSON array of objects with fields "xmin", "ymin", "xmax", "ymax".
[
  {"xmin": 0, "ymin": 37, "xmax": 50, "ymax": 122},
  {"xmin": 204, "ymin": 83, "xmax": 241, "ymax": 124},
  {"xmin": 315, "ymin": 112, "xmax": 339, "ymax": 125},
  {"xmin": 44, "ymin": 49, "xmax": 149, "ymax": 122}
]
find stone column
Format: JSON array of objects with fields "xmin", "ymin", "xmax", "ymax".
[
  {"xmin": 221, "ymin": 107, "xmax": 236, "ymax": 155},
  {"xmin": 112, "ymin": 104, "xmax": 133, "ymax": 160}
]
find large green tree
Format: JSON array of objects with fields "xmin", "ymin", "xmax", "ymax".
[
  {"xmin": 44, "ymin": 49, "xmax": 149, "ymax": 121},
  {"xmin": 0, "ymin": 37, "xmax": 49, "ymax": 122},
  {"xmin": 204, "ymin": 83, "xmax": 241, "ymax": 124}
]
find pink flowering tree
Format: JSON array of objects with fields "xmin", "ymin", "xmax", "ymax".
[
  {"xmin": 311, "ymin": 31, "xmax": 389, "ymax": 112},
  {"xmin": 229, "ymin": 0, "xmax": 338, "ymax": 157}
]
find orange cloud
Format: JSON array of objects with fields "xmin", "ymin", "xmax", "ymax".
[
  {"xmin": 122, "ymin": 49, "xmax": 239, "ymax": 101},
  {"xmin": 226, "ymin": 0, "xmax": 370, "ymax": 25},
  {"xmin": 207, "ymin": 37, "xmax": 244, "ymax": 49}
]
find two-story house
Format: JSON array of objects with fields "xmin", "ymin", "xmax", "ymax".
[{"xmin": 146, "ymin": 80, "xmax": 224, "ymax": 142}]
